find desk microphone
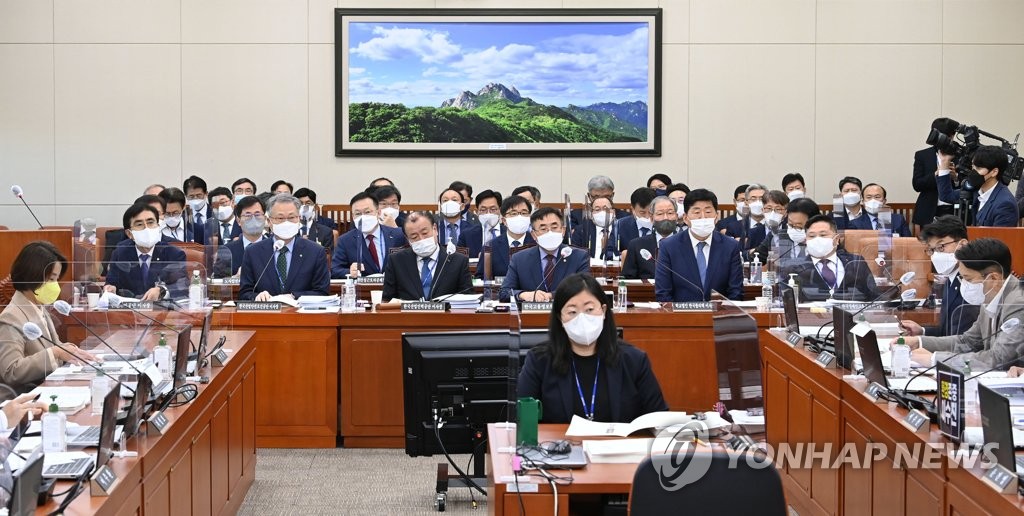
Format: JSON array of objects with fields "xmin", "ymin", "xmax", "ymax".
[
  {"xmin": 21, "ymin": 322, "xmax": 134, "ymax": 394},
  {"xmin": 52, "ymin": 301, "xmax": 149, "ymax": 378},
  {"xmin": 639, "ymin": 247, "xmax": 707, "ymax": 301},
  {"xmin": 251, "ymin": 239, "xmax": 286, "ymax": 294},
  {"xmin": 10, "ymin": 185, "xmax": 44, "ymax": 229},
  {"xmin": 525, "ymin": 247, "xmax": 573, "ymax": 302}
]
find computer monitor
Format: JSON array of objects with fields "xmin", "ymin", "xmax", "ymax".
[
  {"xmin": 855, "ymin": 330, "xmax": 887, "ymax": 387},
  {"xmin": 782, "ymin": 286, "xmax": 799, "ymax": 333},
  {"xmin": 712, "ymin": 301, "xmax": 763, "ymax": 411},
  {"xmin": 96, "ymin": 382, "xmax": 122, "ymax": 471},
  {"xmin": 122, "ymin": 372, "xmax": 153, "ymax": 438},
  {"xmin": 173, "ymin": 324, "xmax": 192, "ymax": 391},
  {"xmin": 832, "ymin": 306, "xmax": 856, "ymax": 370},
  {"xmin": 979, "ymin": 383, "xmax": 1017, "ymax": 473},
  {"xmin": 192, "ymin": 310, "xmax": 212, "ymax": 367},
  {"xmin": 9, "ymin": 447, "xmax": 43, "ymax": 516}
]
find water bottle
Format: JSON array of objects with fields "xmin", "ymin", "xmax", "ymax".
[
  {"xmin": 91, "ymin": 367, "xmax": 109, "ymax": 415},
  {"xmin": 788, "ymin": 273, "xmax": 800, "ymax": 303},
  {"xmin": 154, "ymin": 332, "xmax": 172, "ymax": 380},
  {"xmin": 343, "ymin": 276, "xmax": 357, "ymax": 312},
  {"xmin": 891, "ymin": 336, "xmax": 910, "ymax": 379},
  {"xmin": 188, "ymin": 269, "xmax": 203, "ymax": 309},
  {"xmin": 761, "ymin": 273, "xmax": 773, "ymax": 305},
  {"xmin": 41, "ymin": 396, "xmax": 67, "ymax": 453},
  {"xmin": 616, "ymin": 278, "xmax": 628, "ymax": 313},
  {"xmin": 742, "ymin": 262, "xmax": 751, "ymax": 283},
  {"xmin": 964, "ymin": 359, "xmax": 977, "ymax": 409},
  {"xmin": 750, "ymin": 256, "xmax": 762, "ymax": 284}
]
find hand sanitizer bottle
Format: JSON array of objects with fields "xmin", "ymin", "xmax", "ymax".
[
  {"xmin": 91, "ymin": 367, "xmax": 109, "ymax": 415},
  {"xmin": 42, "ymin": 396, "xmax": 67, "ymax": 453},
  {"xmin": 154, "ymin": 332, "xmax": 172, "ymax": 379}
]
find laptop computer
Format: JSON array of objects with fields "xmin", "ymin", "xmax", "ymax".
[
  {"xmin": 8, "ymin": 447, "xmax": 43, "ymax": 516},
  {"xmin": 67, "ymin": 383, "xmax": 122, "ymax": 448},
  {"xmin": 122, "ymin": 372, "xmax": 153, "ymax": 439},
  {"xmin": 855, "ymin": 330, "xmax": 935, "ymax": 393},
  {"xmin": 518, "ymin": 445, "xmax": 588, "ymax": 469},
  {"xmin": 979, "ymin": 383, "xmax": 1024, "ymax": 476}
]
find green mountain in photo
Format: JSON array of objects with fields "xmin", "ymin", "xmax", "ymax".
[{"xmin": 348, "ymin": 83, "xmax": 647, "ymax": 144}]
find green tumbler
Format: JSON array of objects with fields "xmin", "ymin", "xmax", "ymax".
[{"xmin": 517, "ymin": 397, "xmax": 542, "ymax": 446}]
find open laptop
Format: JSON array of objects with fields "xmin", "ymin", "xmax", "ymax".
[
  {"xmin": 122, "ymin": 372, "xmax": 153, "ymax": 439},
  {"xmin": 67, "ymin": 382, "xmax": 122, "ymax": 447},
  {"xmin": 856, "ymin": 330, "xmax": 935, "ymax": 393},
  {"xmin": 8, "ymin": 447, "xmax": 43, "ymax": 516},
  {"xmin": 518, "ymin": 445, "xmax": 588, "ymax": 469},
  {"xmin": 188, "ymin": 310, "xmax": 212, "ymax": 373},
  {"xmin": 832, "ymin": 306, "xmax": 857, "ymax": 370},
  {"xmin": 44, "ymin": 382, "xmax": 121, "ymax": 479},
  {"xmin": 979, "ymin": 383, "xmax": 1024, "ymax": 476}
]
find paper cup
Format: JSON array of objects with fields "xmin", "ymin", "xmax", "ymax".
[
  {"xmin": 370, "ymin": 290, "xmax": 383, "ymax": 307},
  {"xmin": 86, "ymin": 293, "xmax": 100, "ymax": 309},
  {"xmin": 755, "ymin": 296, "xmax": 771, "ymax": 312}
]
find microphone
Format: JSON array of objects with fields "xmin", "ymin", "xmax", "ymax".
[
  {"xmin": 426, "ymin": 245, "xmax": 461, "ymax": 301},
  {"xmin": 251, "ymin": 239, "xmax": 286, "ymax": 294},
  {"xmin": 355, "ymin": 217, "xmax": 364, "ymax": 276},
  {"xmin": 818, "ymin": 271, "xmax": 918, "ymax": 344},
  {"xmin": 524, "ymin": 247, "xmax": 574, "ymax": 302},
  {"xmin": 52, "ymin": 301, "xmax": 149, "ymax": 378},
  {"xmin": 639, "ymin": 247, "xmax": 707, "ymax": 301},
  {"xmin": 10, "ymin": 185, "xmax": 44, "ymax": 229},
  {"xmin": 21, "ymin": 322, "xmax": 134, "ymax": 394}
]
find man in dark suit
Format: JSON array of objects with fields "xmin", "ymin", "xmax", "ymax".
[
  {"xmin": 457, "ymin": 190, "xmax": 503, "ymax": 258},
  {"xmin": 834, "ymin": 176, "xmax": 866, "ymax": 232},
  {"xmin": 382, "ymin": 211, "xmax": 472, "ymax": 301},
  {"xmin": 716, "ymin": 184, "xmax": 749, "ymax": 238},
  {"xmin": 294, "ymin": 188, "xmax": 335, "ymax": 253},
  {"xmin": 208, "ymin": 187, "xmax": 242, "ymax": 246},
  {"xmin": 437, "ymin": 188, "xmax": 474, "ymax": 248},
  {"xmin": 102, "ymin": 193, "xmax": 174, "ymax": 275},
  {"xmin": 502, "ymin": 207, "xmax": 590, "ymax": 302},
  {"xmin": 849, "ymin": 183, "xmax": 912, "ymax": 236},
  {"xmin": 656, "ymin": 189, "xmax": 743, "ymax": 302},
  {"xmin": 331, "ymin": 192, "xmax": 407, "ymax": 279},
  {"xmin": 779, "ymin": 215, "xmax": 881, "ymax": 302},
  {"xmin": 449, "ymin": 180, "xmax": 480, "ymax": 227},
  {"xmin": 105, "ymin": 203, "xmax": 187, "ymax": 300},
  {"xmin": 183, "ymin": 175, "xmax": 214, "ymax": 245},
  {"xmin": 614, "ymin": 187, "xmax": 657, "ymax": 252},
  {"xmin": 212, "ymin": 196, "xmax": 268, "ymax": 278},
  {"xmin": 475, "ymin": 195, "xmax": 534, "ymax": 280},
  {"xmin": 570, "ymin": 196, "xmax": 620, "ymax": 261},
  {"xmin": 239, "ymin": 194, "xmax": 330, "ymax": 301},
  {"xmin": 372, "ymin": 185, "xmax": 407, "ymax": 229},
  {"xmin": 568, "ymin": 175, "xmax": 630, "ymax": 229},
  {"xmin": 737, "ymin": 183, "xmax": 771, "ymax": 259},
  {"xmin": 913, "ymin": 119, "xmax": 958, "ymax": 232},
  {"xmin": 936, "ymin": 145, "xmax": 1019, "ymax": 227},
  {"xmin": 751, "ymin": 197, "xmax": 820, "ymax": 268},
  {"xmin": 622, "ymin": 196, "xmax": 680, "ymax": 280}
]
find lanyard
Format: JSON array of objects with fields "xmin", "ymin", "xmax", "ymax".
[{"xmin": 571, "ymin": 357, "xmax": 600, "ymax": 420}]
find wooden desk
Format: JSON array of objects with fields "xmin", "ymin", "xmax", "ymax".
[{"xmin": 37, "ymin": 329, "xmax": 256, "ymax": 515}]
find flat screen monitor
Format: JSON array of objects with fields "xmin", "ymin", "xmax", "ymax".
[
  {"xmin": 173, "ymin": 324, "xmax": 192, "ymax": 391},
  {"xmin": 855, "ymin": 330, "xmax": 887, "ymax": 387},
  {"xmin": 96, "ymin": 381, "xmax": 122, "ymax": 471},
  {"xmin": 9, "ymin": 447, "xmax": 43, "ymax": 516},
  {"xmin": 979, "ymin": 383, "xmax": 1016, "ymax": 472},
  {"xmin": 782, "ymin": 286, "xmax": 799, "ymax": 333},
  {"xmin": 832, "ymin": 306, "xmax": 856, "ymax": 370},
  {"xmin": 122, "ymin": 372, "xmax": 153, "ymax": 438},
  {"xmin": 712, "ymin": 303, "xmax": 763, "ymax": 411}
]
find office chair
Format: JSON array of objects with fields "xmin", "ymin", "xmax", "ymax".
[{"xmin": 629, "ymin": 449, "xmax": 786, "ymax": 516}]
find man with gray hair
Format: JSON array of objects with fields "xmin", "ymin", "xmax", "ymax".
[
  {"xmin": 569, "ymin": 175, "xmax": 629, "ymax": 228},
  {"xmin": 740, "ymin": 182, "xmax": 771, "ymax": 259},
  {"xmin": 239, "ymin": 193, "xmax": 330, "ymax": 301},
  {"xmin": 621, "ymin": 196, "xmax": 680, "ymax": 279}
]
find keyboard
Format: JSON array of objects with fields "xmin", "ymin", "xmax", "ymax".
[
  {"xmin": 43, "ymin": 457, "xmax": 92, "ymax": 479},
  {"xmin": 68, "ymin": 425, "xmax": 101, "ymax": 446}
]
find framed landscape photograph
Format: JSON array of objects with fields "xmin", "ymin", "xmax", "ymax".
[{"xmin": 335, "ymin": 9, "xmax": 662, "ymax": 157}]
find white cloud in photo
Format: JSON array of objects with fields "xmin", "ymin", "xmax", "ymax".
[{"xmin": 352, "ymin": 26, "xmax": 461, "ymax": 64}]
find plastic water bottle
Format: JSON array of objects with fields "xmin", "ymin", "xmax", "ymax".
[
  {"xmin": 154, "ymin": 332, "xmax": 172, "ymax": 380},
  {"xmin": 891, "ymin": 336, "xmax": 910, "ymax": 379},
  {"xmin": 750, "ymin": 256, "xmax": 762, "ymax": 284},
  {"xmin": 91, "ymin": 367, "xmax": 109, "ymax": 415},
  {"xmin": 343, "ymin": 276, "xmax": 357, "ymax": 312},
  {"xmin": 188, "ymin": 269, "xmax": 203, "ymax": 309},
  {"xmin": 761, "ymin": 273, "xmax": 773, "ymax": 305},
  {"xmin": 41, "ymin": 396, "xmax": 67, "ymax": 453},
  {"xmin": 616, "ymin": 278, "xmax": 628, "ymax": 313},
  {"xmin": 964, "ymin": 359, "xmax": 978, "ymax": 409}
]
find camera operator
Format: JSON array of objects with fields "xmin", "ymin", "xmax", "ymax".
[
  {"xmin": 913, "ymin": 118, "xmax": 957, "ymax": 233},
  {"xmin": 936, "ymin": 145, "xmax": 1019, "ymax": 227}
]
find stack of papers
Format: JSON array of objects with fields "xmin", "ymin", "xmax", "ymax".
[
  {"xmin": 565, "ymin": 412, "xmax": 693, "ymax": 437},
  {"xmin": 29, "ymin": 386, "xmax": 90, "ymax": 414},
  {"xmin": 46, "ymin": 359, "xmax": 149, "ymax": 382},
  {"xmin": 296, "ymin": 295, "xmax": 340, "ymax": 309},
  {"xmin": 434, "ymin": 293, "xmax": 482, "ymax": 309},
  {"xmin": 582, "ymin": 438, "xmax": 654, "ymax": 464},
  {"xmin": 728, "ymin": 410, "xmax": 766, "ymax": 433}
]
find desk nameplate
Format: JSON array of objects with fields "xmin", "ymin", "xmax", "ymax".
[
  {"xmin": 520, "ymin": 302, "xmax": 552, "ymax": 312},
  {"xmin": 901, "ymin": 409, "xmax": 930, "ymax": 434},
  {"xmin": 672, "ymin": 302, "xmax": 712, "ymax": 312},
  {"xmin": 236, "ymin": 301, "xmax": 281, "ymax": 312},
  {"xmin": 401, "ymin": 302, "xmax": 447, "ymax": 312},
  {"xmin": 982, "ymin": 463, "xmax": 1018, "ymax": 494},
  {"xmin": 117, "ymin": 301, "xmax": 152, "ymax": 311},
  {"xmin": 90, "ymin": 465, "xmax": 118, "ymax": 496},
  {"xmin": 356, "ymin": 276, "xmax": 385, "ymax": 285},
  {"xmin": 864, "ymin": 382, "xmax": 889, "ymax": 403},
  {"xmin": 815, "ymin": 351, "xmax": 836, "ymax": 368},
  {"xmin": 148, "ymin": 411, "xmax": 170, "ymax": 435}
]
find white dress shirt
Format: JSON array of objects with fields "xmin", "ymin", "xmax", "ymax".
[{"xmin": 811, "ymin": 254, "xmax": 846, "ymax": 290}]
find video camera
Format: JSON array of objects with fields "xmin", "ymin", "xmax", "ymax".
[{"xmin": 926, "ymin": 117, "xmax": 1023, "ymax": 188}]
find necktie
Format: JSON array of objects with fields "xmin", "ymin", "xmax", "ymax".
[
  {"xmin": 871, "ymin": 217, "xmax": 878, "ymax": 230},
  {"xmin": 300, "ymin": 220, "xmax": 308, "ymax": 237},
  {"xmin": 641, "ymin": 227, "xmax": 650, "ymax": 237},
  {"xmin": 543, "ymin": 254, "xmax": 556, "ymax": 290},
  {"xmin": 276, "ymin": 247, "xmax": 289, "ymax": 289},
  {"xmin": 448, "ymin": 223, "xmax": 458, "ymax": 243},
  {"xmin": 222, "ymin": 222, "xmax": 231, "ymax": 242},
  {"xmin": 194, "ymin": 212, "xmax": 204, "ymax": 243},
  {"xmin": 599, "ymin": 229, "xmax": 608, "ymax": 260},
  {"xmin": 512, "ymin": 240, "xmax": 521, "ymax": 248},
  {"xmin": 366, "ymin": 234, "xmax": 380, "ymax": 270},
  {"xmin": 140, "ymin": 255, "xmax": 150, "ymax": 285},
  {"xmin": 421, "ymin": 257, "xmax": 433, "ymax": 300},
  {"xmin": 819, "ymin": 260, "xmax": 837, "ymax": 288},
  {"xmin": 490, "ymin": 228, "xmax": 499, "ymax": 242},
  {"xmin": 696, "ymin": 242, "xmax": 708, "ymax": 287}
]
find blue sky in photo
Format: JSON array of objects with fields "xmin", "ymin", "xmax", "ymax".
[{"xmin": 346, "ymin": 20, "xmax": 650, "ymax": 107}]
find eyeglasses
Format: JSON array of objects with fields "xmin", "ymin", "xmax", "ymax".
[
  {"xmin": 270, "ymin": 215, "xmax": 301, "ymax": 224},
  {"xmin": 239, "ymin": 213, "xmax": 265, "ymax": 221},
  {"xmin": 925, "ymin": 240, "xmax": 958, "ymax": 256},
  {"xmin": 130, "ymin": 220, "xmax": 160, "ymax": 230},
  {"xmin": 478, "ymin": 206, "xmax": 501, "ymax": 215},
  {"xmin": 505, "ymin": 210, "xmax": 530, "ymax": 217},
  {"xmin": 186, "ymin": 193, "xmax": 206, "ymax": 200}
]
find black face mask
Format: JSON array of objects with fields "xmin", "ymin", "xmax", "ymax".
[
  {"xmin": 966, "ymin": 170, "xmax": 986, "ymax": 190},
  {"xmin": 653, "ymin": 219, "xmax": 677, "ymax": 237}
]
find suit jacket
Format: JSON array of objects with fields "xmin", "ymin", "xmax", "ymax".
[
  {"xmin": 330, "ymin": 226, "xmax": 407, "ymax": 278},
  {"xmin": 615, "ymin": 215, "xmax": 653, "ymax": 252},
  {"xmin": 0, "ymin": 291, "xmax": 65, "ymax": 394},
  {"xmin": 569, "ymin": 220, "xmax": 619, "ymax": 261},
  {"xmin": 300, "ymin": 220, "xmax": 335, "ymax": 253},
  {"xmin": 438, "ymin": 218, "xmax": 474, "ymax": 248},
  {"xmin": 381, "ymin": 248, "xmax": 472, "ymax": 301},
  {"xmin": 778, "ymin": 250, "xmax": 881, "ymax": 302},
  {"xmin": 208, "ymin": 218, "xmax": 242, "ymax": 245},
  {"xmin": 238, "ymin": 237, "xmax": 330, "ymax": 300},
  {"xmin": 500, "ymin": 245, "xmax": 590, "ymax": 302},
  {"xmin": 517, "ymin": 342, "xmax": 668, "ymax": 424},
  {"xmin": 751, "ymin": 230, "xmax": 808, "ymax": 272},
  {"xmin": 184, "ymin": 204, "xmax": 215, "ymax": 245},
  {"xmin": 913, "ymin": 147, "xmax": 949, "ymax": 225},
  {"xmin": 102, "ymin": 230, "xmax": 176, "ymax": 276},
  {"xmin": 475, "ymin": 231, "xmax": 534, "ymax": 280},
  {"xmin": 457, "ymin": 223, "xmax": 503, "ymax": 259},
  {"xmin": 621, "ymin": 234, "xmax": 659, "ymax": 280},
  {"xmin": 655, "ymin": 231, "xmax": 743, "ymax": 302},
  {"xmin": 847, "ymin": 211, "xmax": 912, "ymax": 237},
  {"xmin": 739, "ymin": 216, "xmax": 770, "ymax": 257},
  {"xmin": 937, "ymin": 175, "xmax": 1019, "ymax": 227},
  {"xmin": 925, "ymin": 274, "xmax": 981, "ymax": 337},
  {"xmin": 569, "ymin": 208, "xmax": 631, "ymax": 231},
  {"xmin": 716, "ymin": 215, "xmax": 745, "ymax": 239},
  {"xmin": 105, "ymin": 240, "xmax": 188, "ymax": 298},
  {"xmin": 212, "ymin": 235, "xmax": 269, "ymax": 278},
  {"xmin": 922, "ymin": 276, "xmax": 1024, "ymax": 372}
]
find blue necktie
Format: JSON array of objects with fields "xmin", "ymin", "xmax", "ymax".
[
  {"xmin": 140, "ymin": 255, "xmax": 150, "ymax": 286},
  {"xmin": 421, "ymin": 257, "xmax": 433, "ymax": 300},
  {"xmin": 641, "ymin": 227, "xmax": 650, "ymax": 237},
  {"xmin": 696, "ymin": 242, "xmax": 707, "ymax": 287}
]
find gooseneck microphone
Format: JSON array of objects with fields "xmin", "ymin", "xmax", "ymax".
[
  {"xmin": 53, "ymin": 300, "xmax": 151, "ymax": 377},
  {"xmin": 639, "ymin": 247, "xmax": 707, "ymax": 301},
  {"xmin": 10, "ymin": 185, "xmax": 44, "ymax": 229},
  {"xmin": 252, "ymin": 239, "xmax": 287, "ymax": 294},
  {"xmin": 426, "ymin": 244, "xmax": 461, "ymax": 301},
  {"xmin": 21, "ymin": 322, "xmax": 134, "ymax": 394},
  {"xmin": 525, "ymin": 247, "xmax": 573, "ymax": 302}
]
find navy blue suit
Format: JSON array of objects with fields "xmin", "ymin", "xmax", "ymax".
[
  {"xmin": 615, "ymin": 216, "xmax": 653, "ymax": 252},
  {"xmin": 105, "ymin": 240, "xmax": 188, "ymax": 298},
  {"xmin": 569, "ymin": 220, "xmax": 619, "ymax": 260},
  {"xmin": 739, "ymin": 216, "xmax": 770, "ymax": 258},
  {"xmin": 927, "ymin": 275, "xmax": 981, "ymax": 337},
  {"xmin": 847, "ymin": 210, "xmax": 912, "ymax": 237},
  {"xmin": 238, "ymin": 237, "xmax": 330, "ymax": 300},
  {"xmin": 517, "ymin": 342, "xmax": 668, "ymax": 424},
  {"xmin": 330, "ymin": 226, "xmax": 407, "ymax": 278},
  {"xmin": 779, "ymin": 250, "xmax": 881, "ymax": 302},
  {"xmin": 438, "ymin": 218, "xmax": 474, "ymax": 248},
  {"xmin": 212, "ymin": 235, "xmax": 268, "ymax": 278},
  {"xmin": 457, "ymin": 224, "xmax": 502, "ymax": 259},
  {"xmin": 475, "ymin": 232, "xmax": 533, "ymax": 280},
  {"xmin": 937, "ymin": 176, "xmax": 1019, "ymax": 227},
  {"xmin": 620, "ymin": 234, "xmax": 660, "ymax": 280},
  {"xmin": 569, "ymin": 208, "xmax": 631, "ymax": 231},
  {"xmin": 184, "ymin": 205, "xmax": 214, "ymax": 245},
  {"xmin": 500, "ymin": 245, "xmax": 590, "ymax": 302},
  {"xmin": 716, "ymin": 216, "xmax": 745, "ymax": 238},
  {"xmin": 655, "ymin": 231, "xmax": 743, "ymax": 302}
]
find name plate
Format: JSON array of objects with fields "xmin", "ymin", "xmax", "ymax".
[
  {"xmin": 401, "ymin": 302, "xmax": 447, "ymax": 312},
  {"xmin": 901, "ymin": 409, "xmax": 930, "ymax": 433},
  {"xmin": 220, "ymin": 277, "xmax": 240, "ymax": 285},
  {"xmin": 982, "ymin": 463, "xmax": 1019, "ymax": 494},
  {"xmin": 117, "ymin": 301, "xmax": 152, "ymax": 311},
  {"xmin": 211, "ymin": 348, "xmax": 229, "ymax": 367},
  {"xmin": 236, "ymin": 301, "xmax": 281, "ymax": 311},
  {"xmin": 90, "ymin": 465, "xmax": 118, "ymax": 496},
  {"xmin": 356, "ymin": 276, "xmax": 385, "ymax": 285},
  {"xmin": 521, "ymin": 302, "xmax": 553, "ymax": 312},
  {"xmin": 864, "ymin": 382, "xmax": 888, "ymax": 403},
  {"xmin": 785, "ymin": 332, "xmax": 802, "ymax": 346},
  {"xmin": 815, "ymin": 351, "xmax": 836, "ymax": 368},
  {"xmin": 672, "ymin": 302, "xmax": 712, "ymax": 312},
  {"xmin": 148, "ymin": 411, "xmax": 170, "ymax": 436}
]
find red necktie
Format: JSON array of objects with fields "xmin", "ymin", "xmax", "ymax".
[{"xmin": 367, "ymin": 234, "xmax": 380, "ymax": 270}]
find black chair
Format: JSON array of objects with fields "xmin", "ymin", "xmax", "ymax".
[{"xmin": 629, "ymin": 449, "xmax": 786, "ymax": 516}]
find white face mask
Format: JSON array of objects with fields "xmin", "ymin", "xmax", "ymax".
[
  {"xmin": 440, "ymin": 200, "xmax": 462, "ymax": 218},
  {"xmin": 187, "ymin": 198, "xmax": 207, "ymax": 212},
  {"xmin": 930, "ymin": 251, "xmax": 958, "ymax": 275},
  {"xmin": 132, "ymin": 227, "xmax": 162, "ymax": 249},
  {"xmin": 747, "ymin": 200, "xmax": 764, "ymax": 216},
  {"xmin": 688, "ymin": 217, "xmax": 715, "ymax": 238},
  {"xmin": 355, "ymin": 214, "xmax": 378, "ymax": 234},
  {"xmin": 505, "ymin": 215, "xmax": 531, "ymax": 235},
  {"xmin": 864, "ymin": 199, "xmax": 883, "ymax": 215},
  {"xmin": 380, "ymin": 207, "xmax": 400, "ymax": 221},
  {"xmin": 411, "ymin": 237, "xmax": 438, "ymax": 258},
  {"xmin": 272, "ymin": 221, "xmax": 300, "ymax": 240},
  {"xmin": 734, "ymin": 201, "xmax": 748, "ymax": 215},
  {"xmin": 164, "ymin": 215, "xmax": 182, "ymax": 228},
  {"xmin": 675, "ymin": 204, "xmax": 686, "ymax": 218},
  {"xmin": 563, "ymin": 312, "xmax": 605, "ymax": 346},
  {"xmin": 536, "ymin": 231, "xmax": 564, "ymax": 252},
  {"xmin": 215, "ymin": 205, "xmax": 233, "ymax": 222},
  {"xmin": 786, "ymin": 227, "xmax": 806, "ymax": 244},
  {"xmin": 478, "ymin": 213, "xmax": 500, "ymax": 229},
  {"xmin": 960, "ymin": 277, "xmax": 989, "ymax": 305},
  {"xmin": 592, "ymin": 211, "xmax": 610, "ymax": 228},
  {"xmin": 233, "ymin": 194, "xmax": 246, "ymax": 204},
  {"xmin": 806, "ymin": 236, "xmax": 835, "ymax": 258},
  {"xmin": 843, "ymin": 192, "xmax": 861, "ymax": 205},
  {"xmin": 787, "ymin": 190, "xmax": 805, "ymax": 201},
  {"xmin": 299, "ymin": 205, "xmax": 315, "ymax": 219},
  {"xmin": 764, "ymin": 211, "xmax": 784, "ymax": 227},
  {"xmin": 635, "ymin": 216, "xmax": 653, "ymax": 230}
]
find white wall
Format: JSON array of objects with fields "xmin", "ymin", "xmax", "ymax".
[{"xmin": 2, "ymin": 0, "xmax": 1024, "ymax": 229}]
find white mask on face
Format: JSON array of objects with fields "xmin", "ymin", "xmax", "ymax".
[
  {"xmin": 688, "ymin": 218, "xmax": 715, "ymax": 238},
  {"xmin": 747, "ymin": 201, "xmax": 764, "ymax": 216},
  {"xmin": 960, "ymin": 277, "xmax": 989, "ymax": 305},
  {"xmin": 787, "ymin": 190, "xmax": 805, "ymax": 201},
  {"xmin": 592, "ymin": 211, "xmax": 610, "ymax": 228},
  {"xmin": 355, "ymin": 214, "xmax": 378, "ymax": 234},
  {"xmin": 806, "ymin": 236, "xmax": 836, "ymax": 258},
  {"xmin": 864, "ymin": 199, "xmax": 883, "ymax": 215},
  {"xmin": 786, "ymin": 227, "xmax": 806, "ymax": 244},
  {"xmin": 478, "ymin": 213, "xmax": 500, "ymax": 229},
  {"xmin": 764, "ymin": 211, "xmax": 784, "ymax": 227},
  {"xmin": 380, "ymin": 207, "xmax": 400, "ymax": 221},
  {"xmin": 440, "ymin": 200, "xmax": 462, "ymax": 218},
  {"xmin": 563, "ymin": 313, "xmax": 605, "ymax": 346},
  {"xmin": 411, "ymin": 237, "xmax": 438, "ymax": 258},
  {"xmin": 536, "ymin": 231, "xmax": 564, "ymax": 252},
  {"xmin": 734, "ymin": 201, "xmax": 748, "ymax": 215},
  {"xmin": 505, "ymin": 215, "xmax": 531, "ymax": 235},
  {"xmin": 164, "ymin": 215, "xmax": 182, "ymax": 228},
  {"xmin": 843, "ymin": 192, "xmax": 861, "ymax": 205},
  {"xmin": 215, "ymin": 205, "xmax": 233, "ymax": 222},
  {"xmin": 187, "ymin": 198, "xmax": 207, "ymax": 212},
  {"xmin": 132, "ymin": 227, "xmax": 161, "ymax": 249},
  {"xmin": 675, "ymin": 204, "xmax": 686, "ymax": 218},
  {"xmin": 636, "ymin": 217, "xmax": 653, "ymax": 230},
  {"xmin": 930, "ymin": 251, "xmax": 958, "ymax": 275},
  {"xmin": 272, "ymin": 221, "xmax": 300, "ymax": 240},
  {"xmin": 299, "ymin": 205, "xmax": 315, "ymax": 219}
]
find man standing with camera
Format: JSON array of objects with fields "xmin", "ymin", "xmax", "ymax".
[
  {"xmin": 936, "ymin": 145, "xmax": 1019, "ymax": 227},
  {"xmin": 912, "ymin": 118, "xmax": 957, "ymax": 233}
]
